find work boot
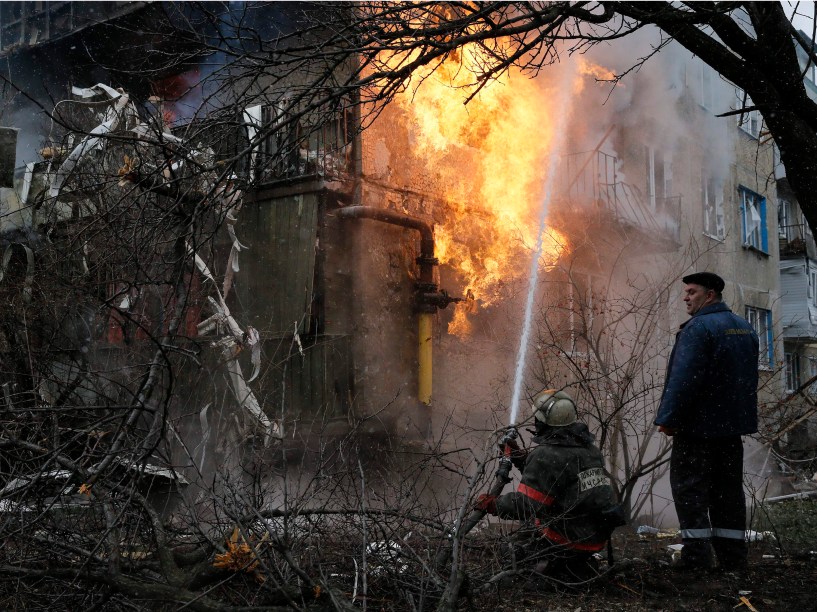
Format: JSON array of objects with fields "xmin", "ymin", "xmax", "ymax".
[
  {"xmin": 675, "ymin": 542, "xmax": 713, "ymax": 572},
  {"xmin": 713, "ymin": 537, "xmax": 747, "ymax": 570},
  {"xmin": 671, "ymin": 555, "xmax": 713, "ymax": 574},
  {"xmin": 715, "ymin": 560, "xmax": 748, "ymax": 579}
]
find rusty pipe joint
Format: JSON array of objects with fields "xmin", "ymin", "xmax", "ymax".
[
  {"xmin": 336, "ymin": 205, "xmax": 437, "ymax": 283},
  {"xmin": 416, "ymin": 251, "xmax": 437, "ymax": 271},
  {"xmin": 418, "ymin": 288, "xmax": 462, "ymax": 312},
  {"xmin": 336, "ymin": 206, "xmax": 466, "ymax": 312},
  {"xmin": 415, "ymin": 280, "xmax": 462, "ymax": 313}
]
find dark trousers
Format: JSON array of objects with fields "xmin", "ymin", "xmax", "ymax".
[
  {"xmin": 504, "ymin": 528, "xmax": 598, "ymax": 581},
  {"xmin": 670, "ymin": 435, "xmax": 747, "ymax": 569}
]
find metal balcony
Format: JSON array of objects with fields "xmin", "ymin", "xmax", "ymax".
[{"xmin": 560, "ymin": 150, "xmax": 681, "ymax": 250}]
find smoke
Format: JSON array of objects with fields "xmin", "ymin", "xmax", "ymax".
[
  {"xmin": 577, "ymin": 31, "xmax": 737, "ymax": 185},
  {"xmin": 6, "ymin": 103, "xmax": 48, "ymax": 169},
  {"xmin": 0, "ymin": 52, "xmax": 62, "ymax": 169},
  {"xmin": 357, "ymin": 26, "xmax": 749, "ymax": 438}
]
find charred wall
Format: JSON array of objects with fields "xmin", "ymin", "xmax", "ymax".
[{"xmin": 232, "ymin": 187, "xmax": 357, "ymax": 435}]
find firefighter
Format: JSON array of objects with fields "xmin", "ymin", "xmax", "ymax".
[{"xmin": 476, "ymin": 389, "xmax": 624, "ymax": 581}]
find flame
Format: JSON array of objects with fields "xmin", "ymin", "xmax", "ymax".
[
  {"xmin": 391, "ymin": 44, "xmax": 577, "ymax": 335},
  {"xmin": 578, "ymin": 58, "xmax": 617, "ymax": 83}
]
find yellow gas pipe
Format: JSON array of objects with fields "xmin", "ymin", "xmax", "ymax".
[
  {"xmin": 418, "ymin": 312, "xmax": 433, "ymax": 405},
  {"xmin": 336, "ymin": 206, "xmax": 460, "ymax": 406}
]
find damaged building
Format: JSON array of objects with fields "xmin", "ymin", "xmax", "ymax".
[{"xmin": 0, "ymin": 0, "xmax": 813, "ymax": 534}]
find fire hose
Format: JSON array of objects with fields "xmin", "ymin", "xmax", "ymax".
[{"xmin": 435, "ymin": 427, "xmax": 518, "ymax": 570}]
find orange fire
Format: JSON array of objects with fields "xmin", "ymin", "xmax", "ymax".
[
  {"xmin": 578, "ymin": 58, "xmax": 617, "ymax": 83},
  {"xmin": 391, "ymin": 44, "xmax": 582, "ymax": 335}
]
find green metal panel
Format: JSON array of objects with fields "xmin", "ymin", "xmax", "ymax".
[
  {"xmin": 236, "ymin": 192, "xmax": 353, "ymax": 420},
  {"xmin": 239, "ymin": 193, "xmax": 318, "ymax": 335},
  {"xmin": 260, "ymin": 334, "xmax": 354, "ymax": 420}
]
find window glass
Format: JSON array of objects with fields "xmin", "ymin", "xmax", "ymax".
[
  {"xmin": 735, "ymin": 88, "xmax": 763, "ymax": 138},
  {"xmin": 702, "ymin": 173, "xmax": 724, "ymax": 239},
  {"xmin": 811, "ymin": 270, "xmax": 817, "ymax": 307},
  {"xmin": 745, "ymin": 305, "xmax": 773, "ymax": 367},
  {"xmin": 740, "ymin": 187, "xmax": 768, "ymax": 252},
  {"xmin": 785, "ymin": 352, "xmax": 801, "ymax": 392},
  {"xmin": 778, "ymin": 200, "xmax": 791, "ymax": 240}
]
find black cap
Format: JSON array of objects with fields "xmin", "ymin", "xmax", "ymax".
[{"xmin": 682, "ymin": 272, "xmax": 725, "ymax": 293}]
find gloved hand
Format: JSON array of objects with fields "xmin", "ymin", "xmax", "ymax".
[
  {"xmin": 658, "ymin": 425, "xmax": 676, "ymax": 437},
  {"xmin": 474, "ymin": 493, "xmax": 498, "ymax": 515},
  {"xmin": 499, "ymin": 437, "xmax": 527, "ymax": 470}
]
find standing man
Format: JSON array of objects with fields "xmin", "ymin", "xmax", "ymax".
[{"xmin": 655, "ymin": 272, "xmax": 759, "ymax": 572}]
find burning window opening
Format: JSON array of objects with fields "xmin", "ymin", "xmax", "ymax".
[{"xmin": 149, "ymin": 68, "xmax": 204, "ymax": 129}]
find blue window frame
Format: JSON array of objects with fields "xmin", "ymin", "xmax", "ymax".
[
  {"xmin": 746, "ymin": 305, "xmax": 774, "ymax": 368},
  {"xmin": 740, "ymin": 187, "xmax": 768, "ymax": 253}
]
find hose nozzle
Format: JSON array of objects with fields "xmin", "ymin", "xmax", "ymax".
[{"xmin": 501, "ymin": 426, "xmax": 518, "ymax": 447}]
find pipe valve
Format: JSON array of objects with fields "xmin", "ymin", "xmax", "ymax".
[{"xmin": 417, "ymin": 288, "xmax": 463, "ymax": 312}]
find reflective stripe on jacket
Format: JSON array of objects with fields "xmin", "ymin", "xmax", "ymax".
[{"xmin": 495, "ymin": 422, "xmax": 617, "ymax": 549}]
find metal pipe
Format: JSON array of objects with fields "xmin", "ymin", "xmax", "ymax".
[
  {"xmin": 336, "ymin": 205, "xmax": 438, "ymax": 405},
  {"xmin": 418, "ymin": 312, "xmax": 433, "ymax": 405},
  {"xmin": 336, "ymin": 206, "xmax": 436, "ymax": 283},
  {"xmin": 761, "ymin": 490, "xmax": 817, "ymax": 504}
]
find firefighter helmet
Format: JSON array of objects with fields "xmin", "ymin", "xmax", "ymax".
[{"xmin": 531, "ymin": 389, "xmax": 577, "ymax": 427}]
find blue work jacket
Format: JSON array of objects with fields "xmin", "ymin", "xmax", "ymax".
[{"xmin": 655, "ymin": 302, "xmax": 759, "ymax": 438}]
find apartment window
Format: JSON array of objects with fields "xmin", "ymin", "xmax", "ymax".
[
  {"xmin": 735, "ymin": 88, "xmax": 762, "ymax": 138},
  {"xmin": 739, "ymin": 187, "xmax": 768, "ymax": 252},
  {"xmin": 809, "ymin": 266, "xmax": 817, "ymax": 308},
  {"xmin": 785, "ymin": 352, "xmax": 801, "ymax": 392},
  {"xmin": 702, "ymin": 173, "xmax": 724, "ymax": 240},
  {"xmin": 645, "ymin": 146, "xmax": 675, "ymax": 217},
  {"xmin": 745, "ymin": 306, "xmax": 774, "ymax": 367},
  {"xmin": 778, "ymin": 200, "xmax": 791, "ymax": 240}
]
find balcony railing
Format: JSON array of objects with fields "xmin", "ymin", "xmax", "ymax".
[
  {"xmin": 561, "ymin": 150, "xmax": 681, "ymax": 243},
  {"xmin": 248, "ymin": 104, "xmax": 355, "ymax": 184},
  {"xmin": 779, "ymin": 223, "xmax": 814, "ymax": 256},
  {"xmin": 0, "ymin": 1, "xmax": 135, "ymax": 54}
]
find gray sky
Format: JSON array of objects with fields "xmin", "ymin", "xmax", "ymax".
[{"xmin": 787, "ymin": 1, "xmax": 816, "ymax": 35}]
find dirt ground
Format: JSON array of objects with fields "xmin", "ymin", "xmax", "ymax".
[{"xmin": 466, "ymin": 528, "xmax": 817, "ymax": 611}]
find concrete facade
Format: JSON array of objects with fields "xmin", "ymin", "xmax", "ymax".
[{"xmin": 0, "ymin": 3, "xmax": 810, "ymax": 516}]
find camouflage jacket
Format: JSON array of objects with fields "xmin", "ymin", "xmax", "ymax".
[{"xmin": 495, "ymin": 422, "xmax": 617, "ymax": 551}]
